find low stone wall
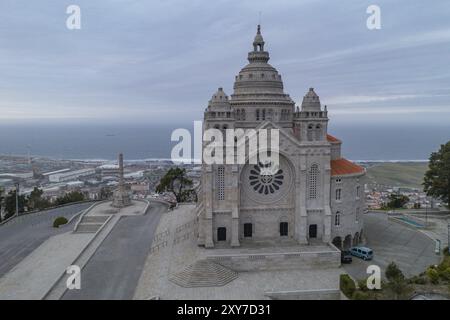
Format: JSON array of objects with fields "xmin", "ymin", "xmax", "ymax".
[
  {"xmin": 206, "ymin": 249, "xmax": 340, "ymax": 272},
  {"xmin": 265, "ymin": 289, "xmax": 341, "ymax": 300}
]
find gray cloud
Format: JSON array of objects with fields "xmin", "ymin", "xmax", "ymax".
[{"xmin": 0, "ymin": 0, "xmax": 449, "ymax": 123}]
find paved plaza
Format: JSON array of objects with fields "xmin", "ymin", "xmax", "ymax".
[{"xmin": 343, "ymin": 212, "xmax": 441, "ymax": 280}]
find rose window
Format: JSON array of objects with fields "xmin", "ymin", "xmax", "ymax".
[{"xmin": 248, "ymin": 162, "xmax": 284, "ymax": 194}]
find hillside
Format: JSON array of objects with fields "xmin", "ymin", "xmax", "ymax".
[{"xmin": 363, "ymin": 162, "xmax": 429, "ymax": 189}]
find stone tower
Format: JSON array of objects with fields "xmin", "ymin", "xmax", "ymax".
[{"xmin": 112, "ymin": 153, "xmax": 131, "ymax": 208}]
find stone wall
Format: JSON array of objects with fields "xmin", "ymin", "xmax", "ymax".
[{"xmin": 206, "ymin": 249, "xmax": 340, "ymax": 272}]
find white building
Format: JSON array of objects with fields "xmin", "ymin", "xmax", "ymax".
[
  {"xmin": 196, "ymin": 25, "xmax": 365, "ymax": 250},
  {"xmin": 48, "ymin": 168, "xmax": 95, "ymax": 183}
]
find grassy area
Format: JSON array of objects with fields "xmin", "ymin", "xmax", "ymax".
[{"xmin": 364, "ymin": 162, "xmax": 429, "ymax": 189}]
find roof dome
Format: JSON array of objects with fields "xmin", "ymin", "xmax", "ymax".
[
  {"xmin": 231, "ymin": 25, "xmax": 293, "ymax": 105},
  {"xmin": 301, "ymin": 88, "xmax": 321, "ymax": 111}
]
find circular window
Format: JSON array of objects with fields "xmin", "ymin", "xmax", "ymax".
[
  {"xmin": 241, "ymin": 155, "xmax": 293, "ymax": 204},
  {"xmin": 249, "ymin": 162, "xmax": 284, "ymax": 194}
]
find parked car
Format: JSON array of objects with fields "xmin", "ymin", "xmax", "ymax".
[
  {"xmin": 350, "ymin": 246, "xmax": 374, "ymax": 261},
  {"xmin": 341, "ymin": 251, "xmax": 353, "ymax": 264}
]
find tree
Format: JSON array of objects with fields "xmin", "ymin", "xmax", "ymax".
[
  {"xmin": 424, "ymin": 141, "xmax": 450, "ymax": 208},
  {"xmin": 4, "ymin": 189, "xmax": 26, "ymax": 219},
  {"xmin": 385, "ymin": 262, "xmax": 412, "ymax": 299},
  {"xmin": 27, "ymin": 187, "xmax": 50, "ymax": 211},
  {"xmin": 386, "ymin": 262, "xmax": 405, "ymax": 282},
  {"xmin": 55, "ymin": 191, "xmax": 84, "ymax": 206},
  {"xmin": 156, "ymin": 167, "xmax": 194, "ymax": 203},
  {"xmin": 387, "ymin": 193, "xmax": 409, "ymax": 209}
]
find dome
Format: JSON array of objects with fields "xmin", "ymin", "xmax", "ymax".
[
  {"xmin": 231, "ymin": 25, "xmax": 293, "ymax": 105},
  {"xmin": 301, "ymin": 88, "xmax": 321, "ymax": 111}
]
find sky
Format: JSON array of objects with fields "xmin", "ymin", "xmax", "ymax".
[{"xmin": 0, "ymin": 0, "xmax": 450, "ymax": 125}]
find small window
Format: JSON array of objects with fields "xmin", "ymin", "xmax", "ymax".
[
  {"xmin": 244, "ymin": 223, "xmax": 252, "ymax": 237},
  {"xmin": 356, "ymin": 186, "xmax": 360, "ymax": 198},
  {"xmin": 280, "ymin": 222, "xmax": 288, "ymax": 236}
]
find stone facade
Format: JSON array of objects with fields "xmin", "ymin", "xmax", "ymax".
[{"xmin": 196, "ymin": 25, "xmax": 365, "ymax": 249}]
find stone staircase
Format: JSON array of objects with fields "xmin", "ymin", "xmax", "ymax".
[
  {"xmin": 74, "ymin": 215, "xmax": 109, "ymax": 233},
  {"xmin": 169, "ymin": 260, "xmax": 238, "ymax": 288}
]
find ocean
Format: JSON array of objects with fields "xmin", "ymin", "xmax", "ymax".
[{"xmin": 0, "ymin": 121, "xmax": 449, "ymax": 162}]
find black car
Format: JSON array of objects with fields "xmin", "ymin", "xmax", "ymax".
[{"xmin": 341, "ymin": 251, "xmax": 353, "ymax": 264}]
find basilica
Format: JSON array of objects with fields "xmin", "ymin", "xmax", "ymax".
[{"xmin": 196, "ymin": 25, "xmax": 365, "ymax": 251}]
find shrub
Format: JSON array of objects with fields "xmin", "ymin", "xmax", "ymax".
[
  {"xmin": 386, "ymin": 262, "xmax": 405, "ymax": 282},
  {"xmin": 352, "ymin": 290, "xmax": 371, "ymax": 300},
  {"xmin": 53, "ymin": 216, "xmax": 68, "ymax": 228},
  {"xmin": 340, "ymin": 274, "xmax": 356, "ymax": 298},
  {"xmin": 444, "ymin": 247, "xmax": 450, "ymax": 257},
  {"xmin": 410, "ymin": 275, "xmax": 427, "ymax": 285},
  {"xmin": 439, "ymin": 267, "xmax": 450, "ymax": 282},
  {"xmin": 426, "ymin": 267, "xmax": 440, "ymax": 284},
  {"xmin": 357, "ymin": 278, "xmax": 369, "ymax": 291}
]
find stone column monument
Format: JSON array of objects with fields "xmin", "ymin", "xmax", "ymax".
[{"xmin": 112, "ymin": 153, "xmax": 131, "ymax": 208}]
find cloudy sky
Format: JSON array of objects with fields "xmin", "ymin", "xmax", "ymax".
[{"xmin": 1, "ymin": 0, "xmax": 449, "ymax": 125}]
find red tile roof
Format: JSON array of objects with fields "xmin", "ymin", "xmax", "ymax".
[
  {"xmin": 331, "ymin": 158, "xmax": 365, "ymax": 176},
  {"xmin": 327, "ymin": 134, "xmax": 341, "ymax": 143}
]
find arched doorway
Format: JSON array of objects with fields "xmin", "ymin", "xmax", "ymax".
[
  {"xmin": 332, "ymin": 236, "xmax": 342, "ymax": 250},
  {"xmin": 353, "ymin": 232, "xmax": 360, "ymax": 246},
  {"xmin": 343, "ymin": 235, "xmax": 352, "ymax": 249}
]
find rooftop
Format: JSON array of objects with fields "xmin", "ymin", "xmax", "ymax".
[{"xmin": 331, "ymin": 158, "xmax": 365, "ymax": 176}]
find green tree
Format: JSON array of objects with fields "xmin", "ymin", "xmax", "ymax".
[
  {"xmin": 424, "ymin": 141, "xmax": 450, "ymax": 208},
  {"xmin": 155, "ymin": 167, "xmax": 194, "ymax": 203},
  {"xmin": 385, "ymin": 262, "xmax": 412, "ymax": 299},
  {"xmin": 387, "ymin": 193, "xmax": 409, "ymax": 209},
  {"xmin": 27, "ymin": 187, "xmax": 50, "ymax": 211},
  {"xmin": 55, "ymin": 191, "xmax": 84, "ymax": 206},
  {"xmin": 4, "ymin": 189, "xmax": 26, "ymax": 219}
]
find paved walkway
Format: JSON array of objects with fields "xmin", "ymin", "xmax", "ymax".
[
  {"xmin": 62, "ymin": 202, "xmax": 167, "ymax": 300},
  {"xmin": 0, "ymin": 232, "xmax": 93, "ymax": 300}
]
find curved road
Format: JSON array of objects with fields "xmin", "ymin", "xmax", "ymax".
[
  {"xmin": 62, "ymin": 201, "xmax": 167, "ymax": 300},
  {"xmin": 0, "ymin": 203, "xmax": 93, "ymax": 277}
]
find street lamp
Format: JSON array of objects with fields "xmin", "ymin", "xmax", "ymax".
[{"xmin": 15, "ymin": 182, "xmax": 19, "ymax": 218}]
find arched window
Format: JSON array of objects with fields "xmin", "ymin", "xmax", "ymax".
[
  {"xmin": 262, "ymin": 109, "xmax": 266, "ymax": 120},
  {"xmin": 236, "ymin": 109, "xmax": 241, "ymax": 120},
  {"xmin": 241, "ymin": 109, "xmax": 246, "ymax": 120},
  {"xmin": 307, "ymin": 124, "xmax": 314, "ymax": 141},
  {"xmin": 335, "ymin": 188, "xmax": 342, "ymax": 201},
  {"xmin": 308, "ymin": 164, "xmax": 319, "ymax": 199},
  {"xmin": 315, "ymin": 124, "xmax": 322, "ymax": 140},
  {"xmin": 256, "ymin": 109, "xmax": 260, "ymax": 121},
  {"xmin": 335, "ymin": 211, "xmax": 341, "ymax": 226},
  {"xmin": 356, "ymin": 185, "xmax": 360, "ymax": 198}
]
